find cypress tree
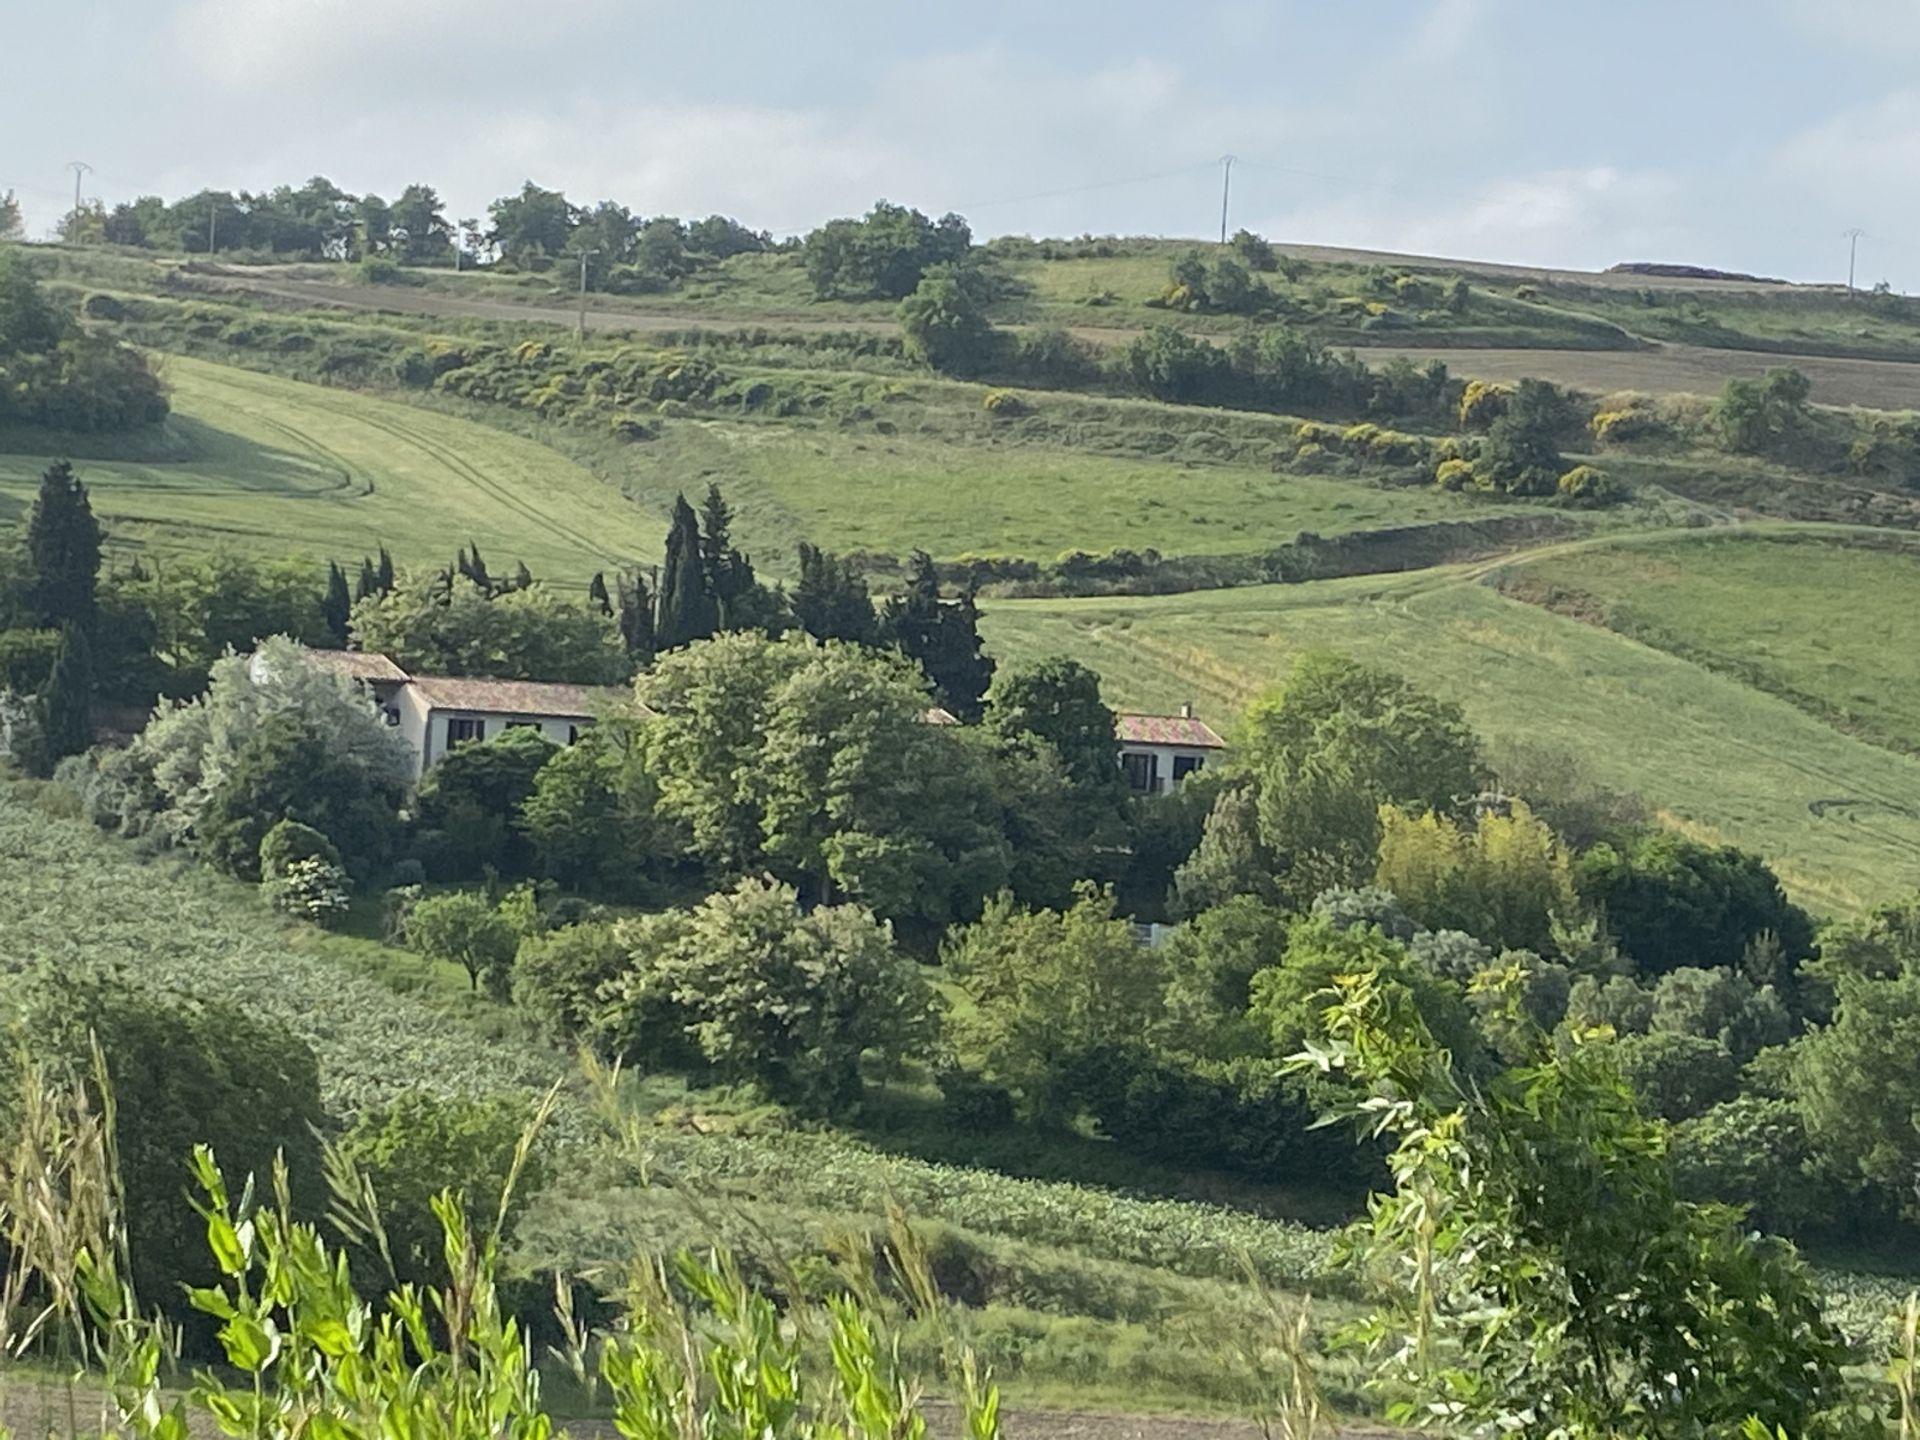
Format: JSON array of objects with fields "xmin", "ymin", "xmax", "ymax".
[
  {"xmin": 355, "ymin": 557, "xmax": 379, "ymax": 602},
  {"xmin": 881, "ymin": 550, "xmax": 994, "ymax": 720},
  {"xmin": 322, "ymin": 562, "xmax": 352, "ymax": 645},
  {"xmin": 375, "ymin": 546, "xmax": 395, "ymax": 594},
  {"xmin": 512, "ymin": 560, "xmax": 533, "ymax": 593},
  {"xmin": 40, "ymin": 622, "xmax": 92, "ymax": 761},
  {"xmin": 617, "ymin": 568, "xmax": 657, "ymax": 666},
  {"xmin": 589, "ymin": 572, "xmax": 613, "ymax": 617},
  {"xmin": 655, "ymin": 495, "xmax": 718, "ymax": 651},
  {"xmin": 27, "ymin": 461, "xmax": 103, "ymax": 632},
  {"xmin": 793, "ymin": 543, "xmax": 876, "ymax": 644}
]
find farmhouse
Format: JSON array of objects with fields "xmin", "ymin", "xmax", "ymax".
[
  {"xmin": 293, "ymin": 648, "xmax": 411, "ymax": 719},
  {"xmin": 394, "ymin": 675, "xmax": 631, "ymax": 776},
  {"xmin": 1116, "ymin": 707, "xmax": 1226, "ymax": 795}
]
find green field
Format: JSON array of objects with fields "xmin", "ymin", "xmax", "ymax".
[
  {"xmin": 1494, "ymin": 529, "xmax": 1920, "ymax": 754},
  {"xmin": 0, "ymin": 356, "xmax": 669, "ymax": 578},
  {"xmin": 980, "ymin": 556, "xmax": 1920, "ymax": 917}
]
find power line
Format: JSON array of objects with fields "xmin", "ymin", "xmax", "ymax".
[
  {"xmin": 1218, "ymin": 155, "xmax": 1235, "ymax": 244},
  {"xmin": 67, "ymin": 161, "xmax": 92, "ymax": 217},
  {"xmin": 1843, "ymin": 227, "xmax": 1865, "ymax": 291}
]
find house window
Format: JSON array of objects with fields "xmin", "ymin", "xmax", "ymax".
[
  {"xmin": 567, "ymin": 721, "xmax": 592, "ymax": 744},
  {"xmin": 1120, "ymin": 750, "xmax": 1160, "ymax": 794},
  {"xmin": 1172, "ymin": 754, "xmax": 1206, "ymax": 783},
  {"xmin": 447, "ymin": 717, "xmax": 486, "ymax": 747}
]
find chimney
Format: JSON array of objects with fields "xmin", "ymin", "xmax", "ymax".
[{"xmin": 1179, "ymin": 700, "xmax": 1193, "ymax": 719}]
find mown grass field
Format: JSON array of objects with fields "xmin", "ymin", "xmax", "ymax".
[
  {"xmin": 0, "ymin": 356, "xmax": 669, "ymax": 579},
  {"xmin": 1493, "ymin": 529, "xmax": 1920, "ymax": 754},
  {"xmin": 980, "ymin": 558, "xmax": 1920, "ymax": 917}
]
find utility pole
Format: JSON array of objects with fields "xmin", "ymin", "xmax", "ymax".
[
  {"xmin": 66, "ymin": 161, "xmax": 91, "ymax": 217},
  {"xmin": 1218, "ymin": 155, "xmax": 1236, "ymax": 245},
  {"xmin": 1844, "ymin": 228, "xmax": 1865, "ymax": 292},
  {"xmin": 208, "ymin": 199, "xmax": 218, "ymax": 255},
  {"xmin": 576, "ymin": 249, "xmax": 600, "ymax": 339}
]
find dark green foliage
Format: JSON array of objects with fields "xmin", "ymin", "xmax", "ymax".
[
  {"xmin": 1159, "ymin": 895, "xmax": 1289, "ymax": 1057},
  {"xmin": 1175, "ymin": 781, "xmax": 1283, "ymax": 914},
  {"xmin": 880, "ymin": 552, "xmax": 994, "ymax": 721},
  {"xmin": 258, "ymin": 817, "xmax": 341, "ymax": 876},
  {"xmin": 322, "ymin": 561, "xmax": 352, "ymax": 644},
  {"xmin": 805, "ymin": 201, "xmax": 972, "ymax": 300},
  {"xmin": 4, "ymin": 976, "xmax": 325, "ymax": 1325},
  {"xmin": 337, "ymin": 1090, "xmax": 544, "ymax": 1286},
  {"xmin": 1230, "ymin": 229, "xmax": 1277, "ymax": 272},
  {"xmin": 1610, "ymin": 1031, "xmax": 1741, "ymax": 1121},
  {"xmin": 615, "ymin": 568, "xmax": 656, "ymax": 667},
  {"xmin": 791, "ymin": 544, "xmax": 876, "ymax": 645},
  {"xmin": 26, "ymin": 461, "xmax": 104, "ymax": 632},
  {"xmin": 488, "ymin": 181, "xmax": 577, "ymax": 266},
  {"xmin": 697, "ymin": 483, "xmax": 783, "ymax": 635},
  {"xmin": 1481, "ymin": 377, "xmax": 1573, "ymax": 491},
  {"xmin": 655, "ymin": 494, "xmax": 718, "ymax": 651},
  {"xmin": 1670, "ymin": 1096, "xmax": 1826, "ymax": 1234},
  {"xmin": 0, "ymin": 256, "xmax": 166, "ymax": 431},
  {"xmin": 0, "ymin": 626, "xmax": 59, "ymax": 693},
  {"xmin": 898, "ymin": 262, "xmax": 1000, "ymax": 375},
  {"xmin": 38, "ymin": 621, "xmax": 93, "ymax": 763},
  {"xmin": 1572, "ymin": 831, "xmax": 1813, "ymax": 978},
  {"xmin": 414, "ymin": 726, "xmax": 557, "ymax": 878},
  {"xmin": 1792, "ymin": 967, "xmax": 1920, "ymax": 1215},
  {"xmin": 1714, "ymin": 367, "xmax": 1812, "ymax": 453},
  {"xmin": 510, "ymin": 919, "xmax": 630, "ymax": 1043},
  {"xmin": 0, "ymin": 250, "xmax": 68, "ymax": 352},
  {"xmin": 198, "ymin": 712, "xmax": 398, "ymax": 881},
  {"xmin": 984, "ymin": 657, "xmax": 1119, "ymax": 794}
]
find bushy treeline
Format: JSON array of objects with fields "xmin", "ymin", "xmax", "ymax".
[{"xmin": 0, "ymin": 252, "xmax": 166, "ymax": 431}]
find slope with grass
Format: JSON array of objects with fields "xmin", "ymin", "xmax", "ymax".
[
  {"xmin": 0, "ymin": 355, "xmax": 668, "ymax": 578},
  {"xmin": 1490, "ymin": 528, "xmax": 1920, "ymax": 754},
  {"xmin": 980, "ymin": 560, "xmax": 1920, "ymax": 917}
]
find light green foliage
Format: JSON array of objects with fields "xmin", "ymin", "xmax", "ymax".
[
  {"xmin": 984, "ymin": 655, "xmax": 1122, "ymax": 795},
  {"xmin": 1556, "ymin": 463, "xmax": 1623, "ymax": 507},
  {"xmin": 132, "ymin": 637, "xmax": 411, "ymax": 851},
  {"xmin": 806, "ymin": 201, "xmax": 971, "ymax": 299},
  {"xmin": 406, "ymin": 891, "xmax": 519, "ymax": 996},
  {"xmin": 945, "ymin": 888, "xmax": 1166, "ymax": 1121},
  {"xmin": 0, "ymin": 250, "xmax": 167, "ymax": 430},
  {"xmin": 1671, "ymin": 1096, "xmax": 1826, "ymax": 1233},
  {"xmin": 1248, "ymin": 914, "xmax": 1481, "ymax": 1066},
  {"xmin": 519, "ymin": 725, "xmax": 664, "ymax": 895},
  {"xmin": 510, "ymin": 919, "xmax": 629, "ymax": 1043},
  {"xmin": 1295, "ymin": 970, "xmax": 1851, "ymax": 1439},
  {"xmin": 1375, "ymin": 799, "xmax": 1576, "ymax": 953},
  {"xmin": 604, "ymin": 877, "xmax": 934, "ymax": 1112},
  {"xmin": 1175, "ymin": 780, "xmax": 1282, "ymax": 913},
  {"xmin": 1715, "ymin": 366, "xmax": 1813, "ymax": 452},
  {"xmin": 338, "ymin": 1090, "xmax": 545, "ymax": 1285},
  {"xmin": 261, "ymin": 855, "xmax": 352, "ymax": 928},
  {"xmin": 1236, "ymin": 652, "xmax": 1485, "ymax": 907},
  {"xmin": 350, "ymin": 572, "xmax": 626, "ymax": 684},
  {"xmin": 413, "ymin": 724, "xmax": 558, "ymax": 878}
]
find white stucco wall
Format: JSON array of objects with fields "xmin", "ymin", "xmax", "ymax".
[
  {"xmin": 1118, "ymin": 742, "xmax": 1215, "ymax": 796},
  {"xmin": 397, "ymin": 696, "xmax": 588, "ymax": 777}
]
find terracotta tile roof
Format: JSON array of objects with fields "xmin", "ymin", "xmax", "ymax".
[
  {"xmin": 1116, "ymin": 712, "xmax": 1227, "ymax": 749},
  {"xmin": 301, "ymin": 649, "xmax": 410, "ymax": 684},
  {"xmin": 406, "ymin": 675, "xmax": 639, "ymax": 719}
]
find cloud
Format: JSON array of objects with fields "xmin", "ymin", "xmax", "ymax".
[{"xmin": 172, "ymin": 0, "xmax": 613, "ymax": 87}]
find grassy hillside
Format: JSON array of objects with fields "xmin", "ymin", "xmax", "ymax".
[
  {"xmin": 1493, "ymin": 529, "xmax": 1920, "ymax": 754},
  {"xmin": 0, "ymin": 357, "xmax": 669, "ymax": 578},
  {"xmin": 980, "ymin": 558, "xmax": 1920, "ymax": 917}
]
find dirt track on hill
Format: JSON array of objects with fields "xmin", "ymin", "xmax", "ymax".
[{"xmin": 187, "ymin": 269, "xmax": 1920, "ymax": 410}]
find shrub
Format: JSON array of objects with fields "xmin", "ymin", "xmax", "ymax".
[
  {"xmin": 1557, "ymin": 464, "xmax": 1624, "ymax": 507},
  {"xmin": 982, "ymin": 388, "xmax": 1030, "ymax": 418},
  {"xmin": 407, "ymin": 890, "xmax": 519, "ymax": 996},
  {"xmin": 937, "ymin": 1067, "xmax": 1017, "ymax": 1133},
  {"xmin": 511, "ymin": 919, "xmax": 631, "ymax": 1044},
  {"xmin": 261, "ymin": 854, "xmax": 352, "ymax": 928},
  {"xmin": 1670, "ymin": 1096, "xmax": 1826, "ymax": 1234},
  {"xmin": 1590, "ymin": 407, "xmax": 1665, "ymax": 446},
  {"xmin": 358, "ymin": 256, "xmax": 406, "ymax": 285},
  {"xmin": 1435, "ymin": 457, "xmax": 1477, "ymax": 491},
  {"xmin": 1458, "ymin": 379, "xmax": 1513, "ymax": 430},
  {"xmin": 258, "ymin": 817, "xmax": 340, "ymax": 877}
]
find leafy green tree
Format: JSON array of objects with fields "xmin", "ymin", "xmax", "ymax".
[
  {"xmin": 196, "ymin": 711, "xmax": 400, "ymax": 881},
  {"xmin": 337, "ymin": 1091, "xmax": 545, "ymax": 1285},
  {"xmin": 792, "ymin": 544, "xmax": 876, "ymax": 645},
  {"xmin": 486, "ymin": 181, "xmax": 577, "ymax": 266},
  {"xmin": 134, "ymin": 637, "xmax": 412, "ymax": 859},
  {"xmin": 1293, "ymin": 970, "xmax": 1849, "ymax": 1439},
  {"xmin": 1609, "ymin": 1031, "xmax": 1741, "ymax": 1121},
  {"xmin": 26, "ymin": 460, "xmax": 103, "ymax": 631},
  {"xmin": 406, "ymin": 890, "xmax": 519, "ymax": 995},
  {"xmin": 654, "ymin": 494, "xmax": 718, "ymax": 651},
  {"xmin": 519, "ymin": 725, "xmax": 665, "ymax": 896},
  {"xmin": 1250, "ymin": 913, "xmax": 1482, "ymax": 1066},
  {"xmin": 1235, "ymin": 652, "xmax": 1484, "ymax": 908},
  {"xmin": 350, "ymin": 573, "xmax": 626, "ymax": 683},
  {"xmin": 1121, "ymin": 324, "xmax": 1230, "ymax": 403},
  {"xmin": 414, "ymin": 725, "xmax": 557, "ymax": 878},
  {"xmin": 39, "ymin": 621, "xmax": 92, "ymax": 762},
  {"xmin": 0, "ymin": 190, "xmax": 21, "ymax": 242},
  {"xmin": 1793, "ymin": 968, "xmax": 1920, "ymax": 1214},
  {"xmin": 1572, "ymin": 831, "xmax": 1813, "ymax": 978},
  {"xmin": 1375, "ymin": 800, "xmax": 1577, "ymax": 953},
  {"xmin": 983, "ymin": 656, "xmax": 1120, "ymax": 794},
  {"xmin": 898, "ymin": 262, "xmax": 999, "ymax": 375},
  {"xmin": 1174, "ymin": 780, "xmax": 1282, "ymax": 914},
  {"xmin": 1481, "ymin": 377, "xmax": 1571, "ymax": 491},
  {"xmin": 1713, "ymin": 367, "xmax": 1812, "ymax": 453},
  {"xmin": 804, "ymin": 201, "xmax": 971, "ymax": 299},
  {"xmin": 879, "ymin": 551, "xmax": 994, "ymax": 720},
  {"xmin": 0, "ymin": 252, "xmax": 69, "ymax": 353},
  {"xmin": 389, "ymin": 183, "xmax": 452, "ymax": 264},
  {"xmin": 1230, "ymin": 229, "xmax": 1277, "ymax": 271},
  {"xmin": 611, "ymin": 877, "xmax": 934, "ymax": 1112},
  {"xmin": 511, "ymin": 919, "xmax": 632, "ymax": 1046},
  {"xmin": 756, "ymin": 641, "xmax": 1009, "ymax": 931},
  {"xmin": 1160, "ymin": 895, "xmax": 1289, "ymax": 1057},
  {"xmin": 1670, "ymin": 1096, "xmax": 1826, "ymax": 1235},
  {"xmin": 945, "ymin": 887, "xmax": 1167, "ymax": 1122}
]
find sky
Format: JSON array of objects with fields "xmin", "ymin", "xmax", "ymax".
[{"xmin": 7, "ymin": 0, "xmax": 1920, "ymax": 288}]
